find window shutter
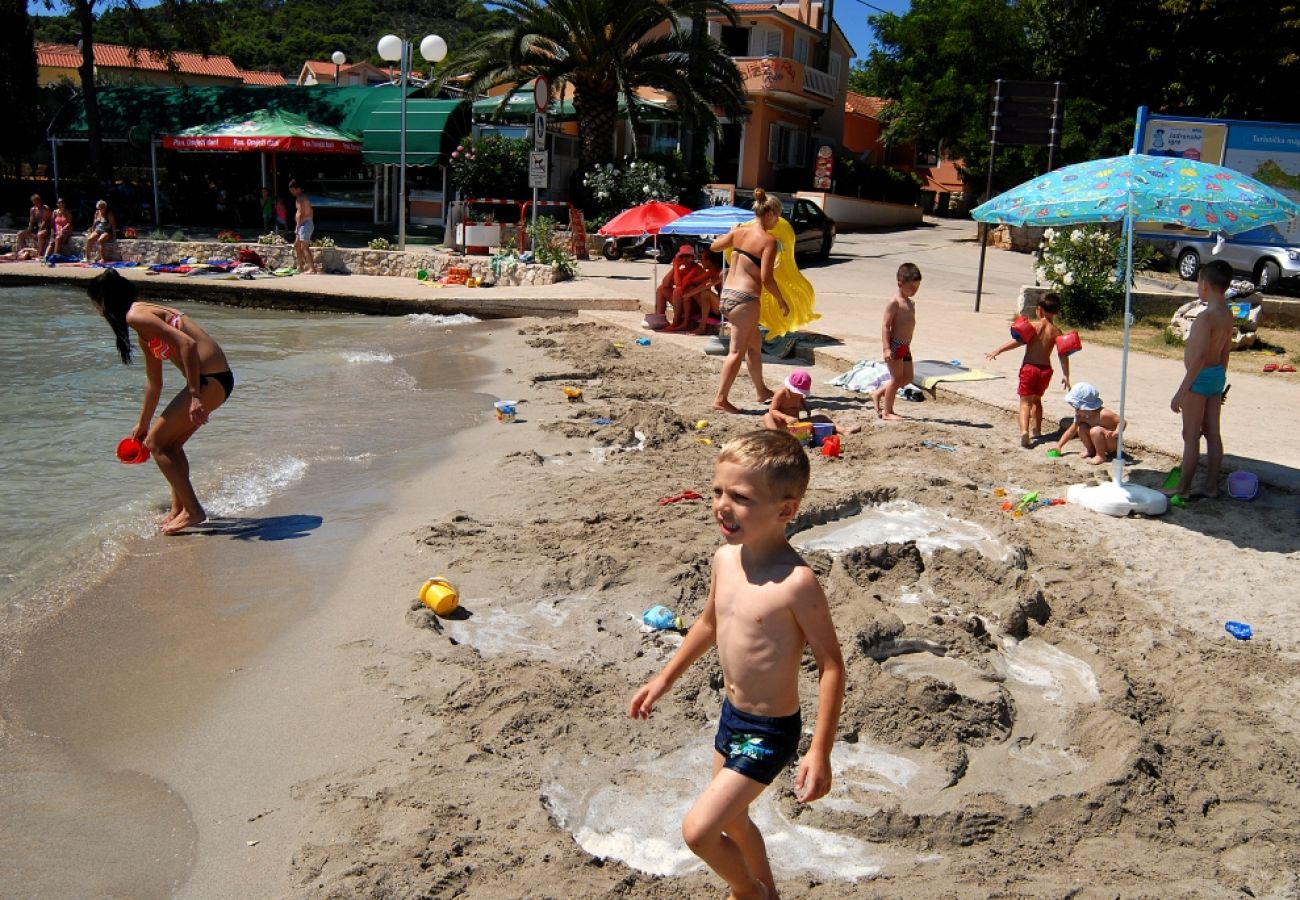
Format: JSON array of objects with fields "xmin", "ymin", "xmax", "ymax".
[
  {"xmin": 829, "ymin": 52, "xmax": 842, "ymax": 82},
  {"xmin": 795, "ymin": 135, "xmax": 807, "ymax": 167},
  {"xmin": 768, "ymin": 124, "xmax": 780, "ymax": 163},
  {"xmin": 708, "ymin": 21, "xmax": 722, "ymax": 41},
  {"xmin": 676, "ymin": 14, "xmax": 691, "ymax": 33},
  {"xmin": 765, "ymin": 28, "xmax": 782, "ymax": 57},
  {"xmin": 794, "ymin": 35, "xmax": 808, "ymax": 64}
]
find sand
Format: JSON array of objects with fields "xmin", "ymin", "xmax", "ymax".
[{"xmin": 5, "ymin": 320, "xmax": 1300, "ymax": 898}]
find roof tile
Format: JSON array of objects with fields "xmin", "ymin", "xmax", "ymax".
[
  {"xmin": 845, "ymin": 91, "xmax": 888, "ymax": 118},
  {"xmin": 36, "ymin": 41, "xmax": 243, "ymax": 79}
]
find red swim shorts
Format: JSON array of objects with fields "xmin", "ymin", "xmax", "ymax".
[{"xmin": 1018, "ymin": 361, "xmax": 1052, "ymax": 397}]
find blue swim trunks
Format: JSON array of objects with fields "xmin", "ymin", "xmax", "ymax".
[
  {"xmin": 714, "ymin": 698, "xmax": 801, "ymax": 785},
  {"xmin": 1191, "ymin": 364, "xmax": 1227, "ymax": 397}
]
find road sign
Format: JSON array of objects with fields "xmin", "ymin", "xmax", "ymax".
[
  {"xmin": 534, "ymin": 76, "xmax": 550, "ymax": 112},
  {"xmin": 529, "ymin": 151, "xmax": 549, "ymax": 188},
  {"xmin": 534, "ymin": 113, "xmax": 547, "ymax": 150}
]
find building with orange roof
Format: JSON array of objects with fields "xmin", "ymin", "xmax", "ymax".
[
  {"xmin": 296, "ymin": 60, "xmax": 394, "ymax": 88},
  {"xmin": 843, "ymin": 89, "xmax": 970, "ymax": 214},
  {"xmin": 35, "ymin": 42, "xmax": 283, "ymax": 87}
]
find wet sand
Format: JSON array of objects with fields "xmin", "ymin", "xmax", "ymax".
[{"xmin": 4, "ymin": 320, "xmax": 1300, "ymax": 898}]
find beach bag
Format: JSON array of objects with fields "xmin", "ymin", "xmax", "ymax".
[{"xmin": 237, "ymin": 247, "xmax": 265, "ymax": 268}]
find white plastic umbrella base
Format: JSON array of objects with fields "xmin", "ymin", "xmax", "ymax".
[{"xmin": 1067, "ymin": 480, "xmax": 1169, "ymax": 518}]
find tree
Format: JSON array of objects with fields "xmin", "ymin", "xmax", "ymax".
[
  {"xmin": 37, "ymin": 0, "xmax": 227, "ymax": 180},
  {"xmin": 0, "ymin": 0, "xmax": 40, "ymax": 178},
  {"xmin": 435, "ymin": 0, "xmax": 748, "ymax": 192}
]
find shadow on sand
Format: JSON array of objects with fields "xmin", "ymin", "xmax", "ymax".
[{"xmin": 190, "ymin": 514, "xmax": 324, "ymax": 541}]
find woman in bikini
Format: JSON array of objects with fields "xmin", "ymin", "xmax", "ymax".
[
  {"xmin": 709, "ymin": 188, "xmax": 789, "ymax": 413},
  {"xmin": 50, "ymin": 198, "xmax": 74, "ymax": 257},
  {"xmin": 88, "ymin": 270, "xmax": 234, "ymax": 534},
  {"xmin": 84, "ymin": 199, "xmax": 117, "ymax": 263}
]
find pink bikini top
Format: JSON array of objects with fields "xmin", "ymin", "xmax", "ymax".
[{"xmin": 148, "ymin": 312, "xmax": 185, "ymax": 360}]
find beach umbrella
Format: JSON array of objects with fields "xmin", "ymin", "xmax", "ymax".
[
  {"xmin": 972, "ymin": 151, "xmax": 1300, "ymax": 515},
  {"xmin": 597, "ymin": 200, "xmax": 691, "ymax": 237},
  {"xmin": 162, "ymin": 108, "xmax": 362, "ymax": 154},
  {"xmin": 659, "ymin": 205, "xmax": 756, "ymax": 237}
]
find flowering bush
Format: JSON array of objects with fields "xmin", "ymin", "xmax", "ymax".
[
  {"xmin": 310, "ymin": 236, "xmax": 336, "ymax": 249},
  {"xmin": 582, "ymin": 158, "xmax": 678, "ymax": 219},
  {"xmin": 368, "ymin": 237, "xmax": 394, "ymax": 250},
  {"xmin": 122, "ymin": 227, "xmax": 139, "ymax": 239},
  {"xmin": 1035, "ymin": 226, "xmax": 1154, "ymax": 326},
  {"xmin": 449, "ymin": 135, "xmax": 530, "ymax": 198},
  {"xmin": 216, "ymin": 230, "xmax": 241, "ymax": 243},
  {"xmin": 257, "ymin": 232, "xmax": 287, "ymax": 246}
]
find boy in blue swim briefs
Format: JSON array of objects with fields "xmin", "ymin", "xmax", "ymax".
[
  {"xmin": 629, "ymin": 430, "xmax": 843, "ymax": 900},
  {"xmin": 1169, "ymin": 259, "xmax": 1233, "ymax": 498}
]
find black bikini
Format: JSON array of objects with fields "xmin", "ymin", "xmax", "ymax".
[
  {"xmin": 735, "ymin": 248, "xmax": 763, "ymax": 267},
  {"xmin": 201, "ymin": 371, "xmax": 235, "ymax": 400}
]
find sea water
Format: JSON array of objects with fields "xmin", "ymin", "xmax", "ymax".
[{"xmin": 0, "ymin": 285, "xmax": 492, "ymax": 637}]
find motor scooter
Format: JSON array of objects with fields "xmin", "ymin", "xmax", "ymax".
[{"xmin": 601, "ymin": 234, "xmax": 676, "ymax": 262}]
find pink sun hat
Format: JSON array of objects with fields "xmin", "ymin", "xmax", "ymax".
[{"xmin": 784, "ymin": 369, "xmax": 812, "ymax": 396}]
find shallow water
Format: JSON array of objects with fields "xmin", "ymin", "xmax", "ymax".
[
  {"xmin": 793, "ymin": 499, "xmax": 1007, "ymax": 559},
  {"xmin": 0, "ymin": 286, "xmax": 491, "ymax": 636}
]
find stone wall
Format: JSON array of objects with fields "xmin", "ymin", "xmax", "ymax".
[
  {"xmin": 1015, "ymin": 283, "xmax": 1300, "ymax": 328},
  {"xmin": 1, "ymin": 232, "xmax": 560, "ymax": 286}
]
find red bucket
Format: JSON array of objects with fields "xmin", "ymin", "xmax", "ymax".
[
  {"xmin": 1010, "ymin": 316, "xmax": 1035, "ymax": 343},
  {"xmin": 1056, "ymin": 331, "xmax": 1082, "ymax": 356},
  {"xmin": 820, "ymin": 434, "xmax": 841, "ymax": 458},
  {"xmin": 116, "ymin": 436, "xmax": 150, "ymax": 464}
]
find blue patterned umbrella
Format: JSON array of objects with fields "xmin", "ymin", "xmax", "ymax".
[
  {"xmin": 659, "ymin": 205, "xmax": 756, "ymax": 237},
  {"xmin": 974, "ymin": 152, "xmax": 1300, "ymax": 506},
  {"xmin": 971, "ymin": 153, "xmax": 1300, "ymax": 234}
]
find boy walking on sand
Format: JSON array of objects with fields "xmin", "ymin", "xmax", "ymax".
[
  {"xmin": 1168, "ymin": 259, "xmax": 1233, "ymax": 498},
  {"xmin": 871, "ymin": 262, "xmax": 922, "ymax": 421},
  {"xmin": 986, "ymin": 292, "xmax": 1072, "ymax": 447},
  {"xmin": 289, "ymin": 181, "xmax": 316, "ymax": 274},
  {"xmin": 629, "ymin": 430, "xmax": 844, "ymax": 900}
]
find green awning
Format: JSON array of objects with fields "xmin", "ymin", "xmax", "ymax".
[
  {"xmin": 471, "ymin": 90, "xmax": 674, "ymax": 123},
  {"xmin": 361, "ymin": 99, "xmax": 470, "ymax": 166},
  {"xmin": 51, "ymin": 84, "xmax": 414, "ymax": 146}
]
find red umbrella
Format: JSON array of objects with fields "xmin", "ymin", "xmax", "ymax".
[{"xmin": 598, "ymin": 200, "xmax": 690, "ymax": 237}]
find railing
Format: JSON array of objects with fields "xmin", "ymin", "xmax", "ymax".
[{"xmin": 802, "ymin": 66, "xmax": 835, "ymax": 99}]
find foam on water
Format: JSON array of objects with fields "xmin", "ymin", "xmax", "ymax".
[
  {"xmin": 341, "ymin": 350, "xmax": 394, "ymax": 364},
  {"xmin": 206, "ymin": 457, "xmax": 309, "ymax": 517},
  {"xmin": 794, "ymin": 500, "xmax": 1006, "ymax": 559},
  {"xmin": 545, "ymin": 731, "xmax": 885, "ymax": 882},
  {"xmin": 405, "ymin": 313, "xmax": 480, "ymax": 328}
]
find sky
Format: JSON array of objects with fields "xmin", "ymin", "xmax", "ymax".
[{"xmin": 829, "ymin": 0, "xmax": 911, "ymax": 63}]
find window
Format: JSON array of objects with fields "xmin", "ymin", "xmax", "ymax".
[
  {"xmin": 829, "ymin": 51, "xmax": 842, "ymax": 83},
  {"xmin": 750, "ymin": 27, "xmax": 782, "ymax": 57},
  {"xmin": 767, "ymin": 123, "xmax": 807, "ymax": 168},
  {"xmin": 793, "ymin": 34, "xmax": 809, "ymax": 64},
  {"xmin": 719, "ymin": 25, "xmax": 749, "ymax": 56}
]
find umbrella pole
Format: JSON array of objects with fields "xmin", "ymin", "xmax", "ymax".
[{"xmin": 1112, "ymin": 202, "xmax": 1136, "ymax": 486}]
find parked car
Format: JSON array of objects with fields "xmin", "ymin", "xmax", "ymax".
[
  {"xmin": 732, "ymin": 191, "xmax": 837, "ymax": 259},
  {"xmin": 1162, "ymin": 224, "xmax": 1300, "ymax": 288}
]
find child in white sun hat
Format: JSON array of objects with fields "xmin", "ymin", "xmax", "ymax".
[{"xmin": 1055, "ymin": 382, "xmax": 1125, "ymax": 465}]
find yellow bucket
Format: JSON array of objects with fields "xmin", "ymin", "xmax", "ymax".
[
  {"xmin": 419, "ymin": 577, "xmax": 460, "ymax": 615},
  {"xmin": 787, "ymin": 421, "xmax": 813, "ymax": 445}
]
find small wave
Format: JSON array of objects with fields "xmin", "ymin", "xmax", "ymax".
[
  {"xmin": 206, "ymin": 457, "xmax": 309, "ymax": 517},
  {"xmin": 406, "ymin": 313, "xmax": 480, "ymax": 328},
  {"xmin": 341, "ymin": 350, "xmax": 395, "ymax": 364}
]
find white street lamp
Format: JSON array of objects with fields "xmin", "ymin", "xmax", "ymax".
[
  {"xmin": 331, "ymin": 50, "xmax": 346, "ymax": 85},
  {"xmin": 378, "ymin": 33, "xmax": 448, "ymax": 251}
]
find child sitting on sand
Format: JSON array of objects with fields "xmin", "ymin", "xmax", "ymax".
[
  {"xmin": 666, "ymin": 248, "xmax": 723, "ymax": 335},
  {"xmin": 870, "ymin": 262, "xmax": 922, "ymax": 421},
  {"xmin": 652, "ymin": 244, "xmax": 699, "ymax": 325},
  {"xmin": 762, "ymin": 369, "xmax": 813, "ymax": 430},
  {"xmin": 629, "ymin": 430, "xmax": 844, "ymax": 900},
  {"xmin": 1055, "ymin": 383, "xmax": 1124, "ymax": 465},
  {"xmin": 986, "ymin": 292, "xmax": 1071, "ymax": 448}
]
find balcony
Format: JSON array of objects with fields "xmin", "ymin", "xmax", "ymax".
[{"xmin": 734, "ymin": 56, "xmax": 835, "ymax": 109}]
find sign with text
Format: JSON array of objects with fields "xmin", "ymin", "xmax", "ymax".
[
  {"xmin": 529, "ymin": 151, "xmax": 549, "ymax": 188},
  {"xmin": 989, "ymin": 80, "xmax": 1064, "ymax": 147},
  {"xmin": 534, "ymin": 113, "xmax": 547, "ymax": 150}
]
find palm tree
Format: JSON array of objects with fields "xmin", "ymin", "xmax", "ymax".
[{"xmin": 437, "ymin": 0, "xmax": 748, "ymax": 180}]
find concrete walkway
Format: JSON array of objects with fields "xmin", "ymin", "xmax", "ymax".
[{"xmin": 4, "ymin": 217, "xmax": 1297, "ymax": 490}]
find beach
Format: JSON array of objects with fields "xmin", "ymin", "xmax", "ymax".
[{"xmin": 2, "ymin": 229, "xmax": 1299, "ymax": 897}]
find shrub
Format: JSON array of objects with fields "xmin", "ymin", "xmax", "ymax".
[
  {"xmin": 449, "ymin": 134, "xmax": 530, "ymax": 199},
  {"xmin": 147, "ymin": 229, "xmax": 170, "ymax": 240},
  {"xmin": 216, "ymin": 230, "xmax": 241, "ymax": 243},
  {"xmin": 258, "ymin": 232, "xmax": 287, "ymax": 246},
  {"xmin": 121, "ymin": 227, "xmax": 139, "ymax": 239},
  {"xmin": 1035, "ymin": 226, "xmax": 1155, "ymax": 327},
  {"xmin": 310, "ymin": 236, "xmax": 336, "ymax": 249},
  {"xmin": 530, "ymin": 216, "xmax": 576, "ymax": 280},
  {"xmin": 582, "ymin": 158, "xmax": 678, "ymax": 220},
  {"xmin": 168, "ymin": 230, "xmax": 190, "ymax": 242},
  {"xmin": 368, "ymin": 237, "xmax": 394, "ymax": 250}
]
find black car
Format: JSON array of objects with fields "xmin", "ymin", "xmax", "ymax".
[{"xmin": 732, "ymin": 191, "xmax": 836, "ymax": 259}]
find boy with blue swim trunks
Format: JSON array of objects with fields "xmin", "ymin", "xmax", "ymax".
[
  {"xmin": 629, "ymin": 430, "xmax": 843, "ymax": 900},
  {"xmin": 1169, "ymin": 259, "xmax": 1234, "ymax": 499}
]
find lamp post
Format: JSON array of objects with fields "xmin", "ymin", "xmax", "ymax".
[
  {"xmin": 331, "ymin": 50, "xmax": 346, "ymax": 85},
  {"xmin": 377, "ymin": 33, "xmax": 447, "ymax": 252}
]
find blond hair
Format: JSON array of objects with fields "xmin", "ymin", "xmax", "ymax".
[
  {"xmin": 717, "ymin": 429, "xmax": 810, "ymax": 500},
  {"xmin": 751, "ymin": 188, "xmax": 783, "ymax": 219}
]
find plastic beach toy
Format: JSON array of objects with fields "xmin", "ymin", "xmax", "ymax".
[
  {"xmin": 635, "ymin": 337, "xmax": 652, "ymax": 346},
  {"xmin": 642, "ymin": 605, "xmax": 683, "ymax": 631},
  {"xmin": 1010, "ymin": 316, "xmax": 1035, "ymax": 343},
  {"xmin": 419, "ymin": 577, "xmax": 460, "ymax": 615},
  {"xmin": 494, "ymin": 400, "xmax": 517, "ymax": 422},
  {"xmin": 1227, "ymin": 470, "xmax": 1258, "ymax": 500},
  {"xmin": 562, "ymin": 386, "xmax": 583, "ymax": 402},
  {"xmin": 116, "ymin": 436, "xmax": 150, "ymax": 464},
  {"xmin": 812, "ymin": 422, "xmax": 835, "ymax": 446},
  {"xmin": 1225, "ymin": 620, "xmax": 1252, "ymax": 641},
  {"xmin": 820, "ymin": 434, "xmax": 841, "ymax": 458},
  {"xmin": 1055, "ymin": 331, "xmax": 1083, "ymax": 356},
  {"xmin": 1046, "ymin": 449, "xmax": 1063, "ymax": 458},
  {"xmin": 786, "ymin": 421, "xmax": 813, "ymax": 445}
]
